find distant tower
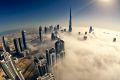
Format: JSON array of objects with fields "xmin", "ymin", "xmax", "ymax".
[
  {"xmin": 57, "ymin": 24, "xmax": 60, "ymax": 30},
  {"xmin": 44, "ymin": 26, "xmax": 47, "ymax": 33},
  {"xmin": 13, "ymin": 38, "xmax": 21, "ymax": 54},
  {"xmin": 89, "ymin": 26, "xmax": 93, "ymax": 33},
  {"xmin": 39, "ymin": 26, "xmax": 42, "ymax": 42},
  {"xmin": 21, "ymin": 30, "xmax": 27, "ymax": 49},
  {"xmin": 45, "ymin": 49, "xmax": 50, "ymax": 66},
  {"xmin": 51, "ymin": 32, "xmax": 55, "ymax": 40},
  {"xmin": 2, "ymin": 36, "xmax": 10, "ymax": 52},
  {"xmin": 69, "ymin": 8, "xmax": 72, "ymax": 32},
  {"xmin": 0, "ymin": 52, "xmax": 25, "ymax": 80},
  {"xmin": 18, "ymin": 38, "xmax": 23, "ymax": 51},
  {"xmin": 2, "ymin": 36, "xmax": 6, "ymax": 51}
]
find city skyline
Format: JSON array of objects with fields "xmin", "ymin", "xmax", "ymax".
[
  {"xmin": 0, "ymin": 0, "xmax": 120, "ymax": 79},
  {"xmin": 0, "ymin": 0, "xmax": 120, "ymax": 32}
]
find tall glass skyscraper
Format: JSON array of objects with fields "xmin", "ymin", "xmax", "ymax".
[
  {"xmin": 21, "ymin": 30, "xmax": 27, "ymax": 49},
  {"xmin": 2, "ymin": 36, "xmax": 10, "ymax": 52},
  {"xmin": 69, "ymin": 8, "xmax": 72, "ymax": 32}
]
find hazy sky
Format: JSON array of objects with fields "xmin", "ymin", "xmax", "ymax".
[{"xmin": 0, "ymin": 0, "xmax": 120, "ymax": 32}]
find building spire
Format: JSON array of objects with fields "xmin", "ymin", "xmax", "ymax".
[{"xmin": 69, "ymin": 8, "xmax": 72, "ymax": 32}]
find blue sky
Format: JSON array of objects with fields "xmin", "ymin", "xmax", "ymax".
[{"xmin": 0, "ymin": 0, "xmax": 120, "ymax": 32}]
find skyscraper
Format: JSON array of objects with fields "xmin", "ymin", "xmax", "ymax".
[
  {"xmin": 18, "ymin": 38, "xmax": 23, "ymax": 51},
  {"xmin": 13, "ymin": 38, "xmax": 21, "ymax": 55},
  {"xmin": 0, "ymin": 52, "xmax": 25, "ymax": 80},
  {"xmin": 51, "ymin": 32, "xmax": 55, "ymax": 40},
  {"xmin": 55, "ymin": 38, "xmax": 65, "ymax": 58},
  {"xmin": 69, "ymin": 8, "xmax": 72, "ymax": 32},
  {"xmin": 39, "ymin": 26, "xmax": 42, "ymax": 42},
  {"xmin": 34, "ymin": 56, "xmax": 48, "ymax": 77},
  {"xmin": 49, "ymin": 48, "xmax": 56, "ymax": 66},
  {"xmin": 45, "ymin": 49, "xmax": 50, "ymax": 66},
  {"xmin": 21, "ymin": 30, "xmax": 27, "ymax": 49},
  {"xmin": 55, "ymin": 38, "xmax": 64, "ymax": 54},
  {"xmin": 57, "ymin": 24, "xmax": 60, "ymax": 30},
  {"xmin": 2, "ymin": 36, "xmax": 10, "ymax": 52},
  {"xmin": 44, "ymin": 26, "xmax": 47, "ymax": 33}
]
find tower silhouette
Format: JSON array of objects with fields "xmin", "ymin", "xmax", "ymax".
[
  {"xmin": 2, "ymin": 36, "xmax": 10, "ymax": 52},
  {"xmin": 13, "ymin": 38, "xmax": 21, "ymax": 54},
  {"xmin": 69, "ymin": 8, "xmax": 72, "ymax": 32},
  {"xmin": 21, "ymin": 30, "xmax": 27, "ymax": 49},
  {"xmin": 39, "ymin": 26, "xmax": 42, "ymax": 42}
]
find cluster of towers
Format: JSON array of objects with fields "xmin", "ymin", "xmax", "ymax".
[
  {"xmin": 2, "ymin": 30, "xmax": 29, "ymax": 57},
  {"xmin": 38, "ymin": 24, "xmax": 60, "ymax": 42},
  {"xmin": 0, "ymin": 8, "xmax": 72, "ymax": 80},
  {"xmin": 38, "ymin": 7, "xmax": 72, "ymax": 42},
  {"xmin": 0, "ymin": 52, "xmax": 25, "ymax": 80},
  {"xmin": 0, "ymin": 30, "xmax": 29, "ymax": 80},
  {"xmin": 78, "ymin": 26, "xmax": 94, "ymax": 40},
  {"xmin": 13, "ymin": 30, "xmax": 29, "ymax": 57},
  {"xmin": 34, "ymin": 37, "xmax": 65, "ymax": 80},
  {"xmin": 0, "ymin": 24, "xmax": 64, "ymax": 80},
  {"xmin": 51, "ymin": 25, "xmax": 59, "ymax": 41}
]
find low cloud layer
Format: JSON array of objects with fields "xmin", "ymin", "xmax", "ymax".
[{"xmin": 54, "ymin": 27, "xmax": 120, "ymax": 80}]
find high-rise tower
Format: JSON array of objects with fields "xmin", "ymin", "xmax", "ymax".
[
  {"xmin": 13, "ymin": 38, "xmax": 21, "ymax": 54},
  {"xmin": 39, "ymin": 26, "xmax": 42, "ymax": 42},
  {"xmin": 2, "ymin": 36, "xmax": 10, "ymax": 52},
  {"xmin": 21, "ymin": 30, "xmax": 27, "ymax": 49},
  {"xmin": 0, "ymin": 52, "xmax": 25, "ymax": 80},
  {"xmin": 69, "ymin": 8, "xmax": 72, "ymax": 32},
  {"xmin": 18, "ymin": 38, "xmax": 23, "ymax": 51}
]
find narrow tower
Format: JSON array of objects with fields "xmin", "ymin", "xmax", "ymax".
[
  {"xmin": 13, "ymin": 38, "xmax": 21, "ymax": 55},
  {"xmin": 18, "ymin": 38, "xmax": 23, "ymax": 51},
  {"xmin": 69, "ymin": 8, "xmax": 72, "ymax": 32},
  {"xmin": 21, "ymin": 30, "xmax": 27, "ymax": 49},
  {"xmin": 2, "ymin": 36, "xmax": 10, "ymax": 52},
  {"xmin": 39, "ymin": 26, "xmax": 42, "ymax": 42}
]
